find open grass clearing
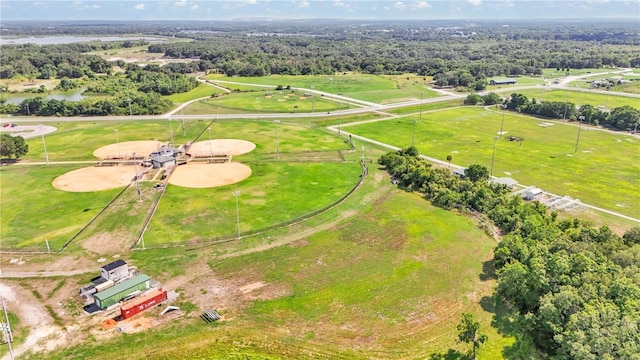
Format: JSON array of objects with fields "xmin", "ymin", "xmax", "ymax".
[
  {"xmin": 498, "ymin": 88, "xmax": 639, "ymax": 109},
  {"xmin": 206, "ymin": 73, "xmax": 442, "ymax": 104},
  {"xmin": 164, "ymin": 83, "xmax": 226, "ymax": 103},
  {"xmin": 42, "ymin": 179, "xmax": 513, "ymax": 359},
  {"xmin": 146, "ymin": 161, "xmax": 361, "ymax": 244},
  {"xmin": 184, "ymin": 89, "xmax": 346, "ymax": 115},
  {"xmin": 0, "ymin": 165, "xmax": 123, "ymax": 250},
  {"xmin": 22, "ymin": 120, "xmax": 202, "ymax": 162},
  {"xmin": 346, "ymin": 106, "xmax": 640, "ymax": 220},
  {"xmin": 541, "ymin": 67, "xmax": 616, "ymax": 77}
]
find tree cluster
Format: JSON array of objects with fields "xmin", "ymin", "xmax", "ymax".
[
  {"xmin": 0, "ymin": 133, "xmax": 29, "ymax": 159},
  {"xmin": 507, "ymin": 93, "xmax": 640, "ymax": 130},
  {"xmin": 0, "ymin": 91, "xmax": 172, "ymax": 116},
  {"xmin": 379, "ymin": 148, "xmax": 640, "ymax": 359},
  {"xmin": 0, "ymin": 43, "xmax": 119, "ymax": 79}
]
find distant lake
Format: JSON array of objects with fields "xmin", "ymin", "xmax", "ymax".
[
  {"xmin": 0, "ymin": 36, "xmax": 165, "ymax": 46},
  {"xmin": 3, "ymin": 89, "xmax": 86, "ymax": 105}
]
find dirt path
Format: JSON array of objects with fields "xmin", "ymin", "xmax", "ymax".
[{"xmin": 0, "ymin": 283, "xmax": 63, "ymax": 360}]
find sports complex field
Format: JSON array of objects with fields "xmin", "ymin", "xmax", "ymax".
[{"xmin": 1, "ymin": 71, "xmax": 639, "ymax": 359}]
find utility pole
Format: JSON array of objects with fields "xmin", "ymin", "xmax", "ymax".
[
  {"xmin": 574, "ymin": 116, "xmax": 584, "ymax": 154},
  {"xmin": 127, "ymin": 98, "xmax": 132, "ymax": 120},
  {"xmin": 232, "ymin": 191, "xmax": 241, "ymax": 239},
  {"xmin": 490, "ymin": 136, "xmax": 499, "ymax": 177},
  {"xmin": 133, "ymin": 152, "xmax": 142, "ymax": 202},
  {"xmin": 274, "ymin": 120, "xmax": 281, "ymax": 159},
  {"xmin": 40, "ymin": 125, "xmax": 49, "ymax": 165}
]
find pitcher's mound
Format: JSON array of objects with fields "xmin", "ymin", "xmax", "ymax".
[
  {"xmin": 169, "ymin": 163, "xmax": 252, "ymax": 188},
  {"xmin": 93, "ymin": 141, "xmax": 164, "ymax": 159},
  {"xmin": 53, "ymin": 166, "xmax": 137, "ymax": 192},
  {"xmin": 189, "ymin": 139, "xmax": 255, "ymax": 156}
]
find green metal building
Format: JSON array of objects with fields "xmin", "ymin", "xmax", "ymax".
[{"xmin": 93, "ymin": 274, "xmax": 150, "ymax": 310}]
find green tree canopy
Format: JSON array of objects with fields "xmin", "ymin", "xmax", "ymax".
[{"xmin": 0, "ymin": 133, "xmax": 29, "ymax": 159}]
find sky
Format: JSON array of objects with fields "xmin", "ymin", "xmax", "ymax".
[{"xmin": 0, "ymin": 0, "xmax": 639, "ymax": 21}]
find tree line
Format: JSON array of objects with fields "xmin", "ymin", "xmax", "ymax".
[{"xmin": 378, "ymin": 148, "xmax": 640, "ymax": 359}]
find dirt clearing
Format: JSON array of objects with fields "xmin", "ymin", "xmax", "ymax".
[
  {"xmin": 53, "ymin": 166, "xmax": 139, "ymax": 192},
  {"xmin": 169, "ymin": 163, "xmax": 252, "ymax": 188},
  {"xmin": 93, "ymin": 140, "xmax": 163, "ymax": 159},
  {"xmin": 188, "ymin": 139, "xmax": 255, "ymax": 156}
]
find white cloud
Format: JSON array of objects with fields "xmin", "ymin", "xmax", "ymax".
[
  {"xmin": 333, "ymin": 0, "xmax": 351, "ymax": 10},
  {"xmin": 244, "ymin": 0, "xmax": 258, "ymax": 4},
  {"xmin": 190, "ymin": 4, "xmax": 199, "ymax": 10},
  {"xmin": 91, "ymin": 4, "xmax": 100, "ymax": 9},
  {"xmin": 414, "ymin": 1, "xmax": 431, "ymax": 9},
  {"xmin": 394, "ymin": 1, "xmax": 407, "ymax": 10},
  {"xmin": 296, "ymin": 0, "xmax": 310, "ymax": 8},
  {"xmin": 134, "ymin": 3, "xmax": 145, "ymax": 10},
  {"xmin": 174, "ymin": 0, "xmax": 187, "ymax": 7},
  {"xmin": 468, "ymin": 0, "xmax": 482, "ymax": 5}
]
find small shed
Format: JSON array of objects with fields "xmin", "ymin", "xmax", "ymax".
[
  {"xmin": 101, "ymin": 259, "xmax": 128, "ymax": 282},
  {"xmin": 523, "ymin": 187, "xmax": 543, "ymax": 200},
  {"xmin": 490, "ymin": 78, "xmax": 517, "ymax": 85},
  {"xmin": 150, "ymin": 145, "xmax": 181, "ymax": 169},
  {"xmin": 93, "ymin": 274, "xmax": 151, "ymax": 310}
]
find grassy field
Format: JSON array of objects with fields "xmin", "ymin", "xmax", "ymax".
[
  {"xmin": 184, "ymin": 89, "xmax": 346, "ymax": 115},
  {"xmin": 21, "ymin": 120, "xmax": 197, "ymax": 162},
  {"xmin": 0, "ymin": 165, "xmax": 123, "ymax": 250},
  {"xmin": 346, "ymin": 106, "xmax": 640, "ymax": 220},
  {"xmin": 43, "ymin": 181, "xmax": 517, "ymax": 360},
  {"xmin": 206, "ymin": 74, "xmax": 441, "ymax": 104},
  {"xmin": 3, "ymin": 120, "xmax": 361, "ymax": 250},
  {"xmin": 147, "ymin": 162, "xmax": 361, "ymax": 243},
  {"xmin": 541, "ymin": 68, "xmax": 616, "ymax": 77},
  {"xmin": 496, "ymin": 88, "xmax": 640, "ymax": 109},
  {"xmin": 164, "ymin": 83, "xmax": 226, "ymax": 103}
]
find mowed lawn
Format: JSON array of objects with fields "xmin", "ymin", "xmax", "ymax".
[
  {"xmin": 146, "ymin": 162, "xmax": 362, "ymax": 243},
  {"xmin": 0, "ymin": 165, "xmax": 122, "ymax": 250},
  {"xmin": 347, "ymin": 106, "xmax": 640, "ymax": 218},
  {"xmin": 45, "ymin": 190, "xmax": 513, "ymax": 360},
  {"xmin": 22, "ymin": 120, "xmax": 201, "ymax": 162},
  {"xmin": 206, "ymin": 74, "xmax": 440, "ymax": 104},
  {"xmin": 184, "ymin": 89, "xmax": 344, "ymax": 115},
  {"xmin": 501, "ymin": 88, "xmax": 639, "ymax": 109}
]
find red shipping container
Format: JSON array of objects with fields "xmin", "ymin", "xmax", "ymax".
[{"xmin": 120, "ymin": 288, "xmax": 168, "ymax": 319}]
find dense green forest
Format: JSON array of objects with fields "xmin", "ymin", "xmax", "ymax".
[{"xmin": 379, "ymin": 148, "xmax": 640, "ymax": 359}]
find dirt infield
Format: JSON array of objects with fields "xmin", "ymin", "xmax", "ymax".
[
  {"xmin": 93, "ymin": 141, "xmax": 164, "ymax": 159},
  {"xmin": 169, "ymin": 163, "xmax": 252, "ymax": 188},
  {"xmin": 53, "ymin": 166, "xmax": 139, "ymax": 192},
  {"xmin": 188, "ymin": 139, "xmax": 255, "ymax": 156}
]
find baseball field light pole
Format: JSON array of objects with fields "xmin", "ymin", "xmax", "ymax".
[
  {"xmin": 114, "ymin": 129, "xmax": 121, "ymax": 158},
  {"xmin": 169, "ymin": 118, "xmax": 174, "ymax": 147},
  {"xmin": 232, "ymin": 191, "xmax": 241, "ymax": 239},
  {"xmin": 499, "ymin": 106, "xmax": 506, "ymax": 138},
  {"xmin": 574, "ymin": 115, "xmax": 584, "ymax": 154},
  {"xmin": 208, "ymin": 127, "xmax": 213, "ymax": 156},
  {"xmin": 412, "ymin": 119, "xmax": 417, "ymax": 147},
  {"xmin": 39, "ymin": 125, "xmax": 49, "ymax": 165},
  {"xmin": 127, "ymin": 98, "xmax": 132, "ymax": 120},
  {"xmin": 133, "ymin": 152, "xmax": 142, "ymax": 202},
  {"xmin": 0, "ymin": 287, "xmax": 14, "ymax": 360},
  {"xmin": 490, "ymin": 136, "xmax": 499, "ymax": 177},
  {"xmin": 419, "ymin": 91, "xmax": 424, "ymax": 121},
  {"xmin": 274, "ymin": 120, "xmax": 281, "ymax": 159}
]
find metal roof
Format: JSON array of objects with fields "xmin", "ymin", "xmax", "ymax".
[
  {"xmin": 94, "ymin": 274, "xmax": 150, "ymax": 301},
  {"xmin": 101, "ymin": 259, "xmax": 127, "ymax": 272}
]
